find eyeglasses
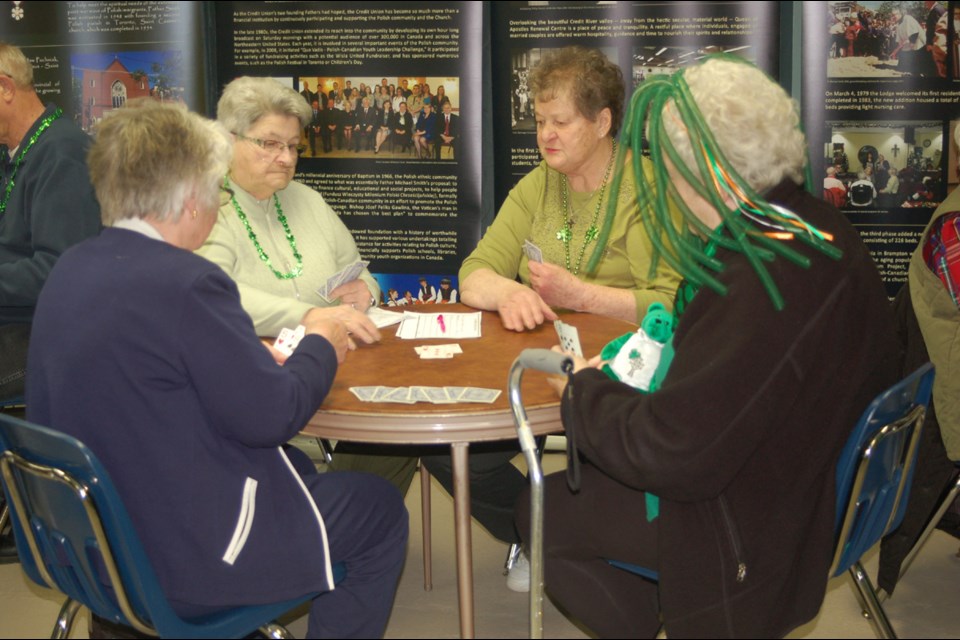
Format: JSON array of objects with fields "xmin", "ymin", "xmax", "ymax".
[
  {"xmin": 219, "ymin": 186, "xmax": 235, "ymax": 207},
  {"xmin": 235, "ymin": 133, "xmax": 306, "ymax": 158}
]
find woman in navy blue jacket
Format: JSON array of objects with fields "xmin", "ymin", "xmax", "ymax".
[{"xmin": 26, "ymin": 99, "xmax": 407, "ymax": 639}]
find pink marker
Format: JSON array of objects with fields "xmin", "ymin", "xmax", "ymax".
[{"xmin": 437, "ymin": 314, "xmax": 446, "ymax": 333}]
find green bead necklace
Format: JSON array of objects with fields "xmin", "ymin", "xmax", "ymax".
[
  {"xmin": 225, "ymin": 176, "xmax": 303, "ymax": 280},
  {"xmin": 0, "ymin": 108, "xmax": 62, "ymax": 214},
  {"xmin": 557, "ymin": 139, "xmax": 617, "ymax": 275}
]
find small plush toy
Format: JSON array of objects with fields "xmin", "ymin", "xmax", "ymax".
[{"xmin": 600, "ymin": 302, "xmax": 675, "ymax": 392}]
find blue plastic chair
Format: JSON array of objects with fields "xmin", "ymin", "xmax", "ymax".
[
  {"xmin": 827, "ymin": 362, "xmax": 934, "ymax": 638},
  {"xmin": 0, "ymin": 412, "xmax": 339, "ymax": 639}
]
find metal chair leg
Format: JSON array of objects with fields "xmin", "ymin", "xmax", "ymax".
[
  {"xmin": 259, "ymin": 622, "xmax": 294, "ymax": 639},
  {"xmin": 314, "ymin": 438, "xmax": 334, "ymax": 465},
  {"xmin": 504, "ymin": 542, "xmax": 522, "ymax": 573},
  {"xmin": 849, "ymin": 561, "xmax": 897, "ymax": 639},
  {"xmin": 51, "ymin": 598, "xmax": 82, "ymax": 640},
  {"xmin": 420, "ymin": 463, "xmax": 432, "ymax": 591},
  {"xmin": 0, "ymin": 503, "xmax": 8, "ymax": 532}
]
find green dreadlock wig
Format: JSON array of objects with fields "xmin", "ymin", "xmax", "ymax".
[{"xmin": 588, "ymin": 54, "xmax": 841, "ymax": 311}]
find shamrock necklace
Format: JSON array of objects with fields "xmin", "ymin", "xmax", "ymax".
[
  {"xmin": 0, "ymin": 108, "xmax": 62, "ymax": 214},
  {"xmin": 225, "ymin": 175, "xmax": 303, "ymax": 280},
  {"xmin": 556, "ymin": 139, "xmax": 617, "ymax": 275}
]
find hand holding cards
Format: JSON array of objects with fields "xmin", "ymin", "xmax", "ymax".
[
  {"xmin": 273, "ymin": 325, "xmax": 306, "ymax": 357},
  {"xmin": 316, "ymin": 259, "xmax": 369, "ymax": 302}
]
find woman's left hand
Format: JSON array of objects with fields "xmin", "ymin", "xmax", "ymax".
[
  {"xmin": 529, "ymin": 260, "xmax": 584, "ymax": 309},
  {"xmin": 331, "ymin": 279, "xmax": 373, "ymax": 312}
]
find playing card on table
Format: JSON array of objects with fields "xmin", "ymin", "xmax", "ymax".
[
  {"xmin": 553, "ymin": 319, "xmax": 583, "ymax": 357},
  {"xmin": 523, "ymin": 239, "xmax": 543, "ymax": 263},
  {"xmin": 444, "ymin": 386, "xmax": 468, "ymax": 402},
  {"xmin": 415, "ymin": 343, "xmax": 463, "ymax": 359},
  {"xmin": 349, "ymin": 386, "xmax": 380, "ymax": 402},
  {"xmin": 458, "ymin": 387, "xmax": 502, "ymax": 404},
  {"xmin": 383, "ymin": 386, "xmax": 416, "ymax": 404},
  {"xmin": 422, "ymin": 386, "xmax": 456, "ymax": 404}
]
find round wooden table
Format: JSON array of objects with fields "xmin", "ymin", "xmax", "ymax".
[{"xmin": 301, "ymin": 304, "xmax": 635, "ymax": 638}]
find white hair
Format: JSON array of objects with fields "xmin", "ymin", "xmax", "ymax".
[
  {"xmin": 89, "ymin": 100, "xmax": 231, "ymax": 225},
  {"xmin": 217, "ymin": 76, "xmax": 311, "ymax": 134},
  {"xmin": 664, "ymin": 58, "xmax": 807, "ymax": 193}
]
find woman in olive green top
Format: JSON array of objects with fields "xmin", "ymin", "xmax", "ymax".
[
  {"xmin": 425, "ymin": 46, "xmax": 681, "ymax": 592},
  {"xmin": 461, "ymin": 47, "xmax": 681, "ymax": 331}
]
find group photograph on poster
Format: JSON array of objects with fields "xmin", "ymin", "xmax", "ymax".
[
  {"xmin": 509, "ymin": 46, "xmax": 616, "ymax": 131},
  {"xmin": 630, "ymin": 44, "xmax": 754, "ymax": 87},
  {"xmin": 824, "ymin": 120, "xmax": 944, "ymax": 210},
  {"xmin": 296, "ymin": 75, "xmax": 461, "ymax": 160},
  {"xmin": 826, "ymin": 0, "xmax": 956, "ymax": 78}
]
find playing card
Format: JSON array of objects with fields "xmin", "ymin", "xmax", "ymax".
[
  {"xmin": 444, "ymin": 386, "xmax": 468, "ymax": 402},
  {"xmin": 554, "ymin": 319, "xmax": 583, "ymax": 357},
  {"xmin": 274, "ymin": 324, "xmax": 307, "ymax": 357},
  {"xmin": 458, "ymin": 387, "xmax": 502, "ymax": 403},
  {"xmin": 316, "ymin": 260, "xmax": 370, "ymax": 300},
  {"xmin": 523, "ymin": 239, "xmax": 543, "ymax": 263}
]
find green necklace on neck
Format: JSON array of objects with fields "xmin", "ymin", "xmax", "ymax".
[
  {"xmin": 224, "ymin": 175, "xmax": 303, "ymax": 280},
  {"xmin": 1, "ymin": 108, "xmax": 62, "ymax": 214},
  {"xmin": 556, "ymin": 139, "xmax": 617, "ymax": 276}
]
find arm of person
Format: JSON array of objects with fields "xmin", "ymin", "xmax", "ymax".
[
  {"xmin": 0, "ymin": 144, "xmax": 100, "ymax": 313},
  {"xmin": 179, "ymin": 269, "xmax": 342, "ymax": 447},
  {"xmin": 459, "ymin": 165, "xmax": 558, "ymax": 330}
]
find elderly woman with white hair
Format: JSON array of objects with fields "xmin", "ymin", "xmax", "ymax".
[
  {"xmin": 197, "ymin": 77, "xmax": 418, "ymax": 494},
  {"xmin": 519, "ymin": 56, "xmax": 900, "ymax": 637},
  {"xmin": 26, "ymin": 100, "xmax": 407, "ymax": 638}
]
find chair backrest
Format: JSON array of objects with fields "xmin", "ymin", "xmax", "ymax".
[
  {"xmin": 830, "ymin": 363, "xmax": 935, "ymax": 578},
  {"xmin": 0, "ymin": 412, "xmax": 176, "ymax": 635}
]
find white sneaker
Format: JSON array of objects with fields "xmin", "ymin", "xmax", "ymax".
[{"xmin": 506, "ymin": 552, "xmax": 530, "ymax": 593}]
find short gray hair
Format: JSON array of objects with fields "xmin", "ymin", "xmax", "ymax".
[
  {"xmin": 664, "ymin": 58, "xmax": 807, "ymax": 193},
  {"xmin": 217, "ymin": 77, "xmax": 311, "ymax": 134},
  {"xmin": 0, "ymin": 42, "xmax": 33, "ymax": 89},
  {"xmin": 89, "ymin": 99, "xmax": 231, "ymax": 225}
]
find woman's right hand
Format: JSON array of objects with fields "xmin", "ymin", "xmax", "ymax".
[
  {"xmin": 302, "ymin": 316, "xmax": 350, "ymax": 363},
  {"xmin": 302, "ymin": 306, "xmax": 381, "ymax": 349},
  {"xmin": 497, "ymin": 285, "xmax": 558, "ymax": 331}
]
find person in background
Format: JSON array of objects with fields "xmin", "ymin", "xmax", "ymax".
[
  {"xmin": 437, "ymin": 277, "xmax": 458, "ymax": 303},
  {"xmin": 27, "ymin": 99, "xmax": 407, "ymax": 639},
  {"xmin": 424, "ymin": 46, "xmax": 681, "ymax": 592},
  {"xmin": 416, "ymin": 276, "xmax": 437, "ymax": 303},
  {"xmin": 197, "ymin": 77, "xmax": 418, "ymax": 495},
  {"xmin": 413, "ymin": 99, "xmax": 437, "ymax": 159},
  {"xmin": 374, "ymin": 99, "xmax": 394, "ymax": 155},
  {"xmin": 519, "ymin": 56, "xmax": 898, "ymax": 637},
  {"xmin": 0, "ymin": 42, "xmax": 101, "ymax": 564}
]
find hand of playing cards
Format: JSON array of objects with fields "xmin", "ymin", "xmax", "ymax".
[
  {"xmin": 273, "ymin": 325, "xmax": 306, "ymax": 357},
  {"xmin": 316, "ymin": 260, "xmax": 369, "ymax": 302},
  {"xmin": 523, "ymin": 239, "xmax": 543, "ymax": 263}
]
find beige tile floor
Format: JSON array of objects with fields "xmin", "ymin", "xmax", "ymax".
[{"xmin": 1, "ymin": 452, "xmax": 958, "ymax": 638}]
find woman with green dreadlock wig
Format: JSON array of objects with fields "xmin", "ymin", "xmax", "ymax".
[{"xmin": 518, "ymin": 56, "xmax": 901, "ymax": 638}]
